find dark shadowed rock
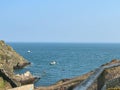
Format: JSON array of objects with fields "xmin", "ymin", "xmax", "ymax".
[{"xmin": 13, "ymin": 62, "xmax": 31, "ymax": 69}]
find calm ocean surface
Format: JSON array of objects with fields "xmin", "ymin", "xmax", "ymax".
[{"xmin": 8, "ymin": 43, "xmax": 120, "ymax": 86}]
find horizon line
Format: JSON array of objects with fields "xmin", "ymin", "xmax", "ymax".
[{"xmin": 6, "ymin": 41, "xmax": 120, "ymax": 44}]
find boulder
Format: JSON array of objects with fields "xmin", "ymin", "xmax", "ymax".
[{"xmin": 14, "ymin": 71, "xmax": 40, "ymax": 85}]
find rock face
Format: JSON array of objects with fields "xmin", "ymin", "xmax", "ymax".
[
  {"xmin": 0, "ymin": 40, "xmax": 37, "ymax": 89},
  {"xmin": 35, "ymin": 72, "xmax": 93, "ymax": 90},
  {"xmin": 14, "ymin": 71, "xmax": 40, "ymax": 85},
  {"xmin": 0, "ymin": 40, "xmax": 30, "ymax": 70}
]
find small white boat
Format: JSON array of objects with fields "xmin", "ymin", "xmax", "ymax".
[
  {"xmin": 50, "ymin": 61, "xmax": 56, "ymax": 65},
  {"xmin": 27, "ymin": 50, "xmax": 31, "ymax": 53}
]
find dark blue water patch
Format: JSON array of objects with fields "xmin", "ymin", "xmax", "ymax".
[{"xmin": 7, "ymin": 43, "xmax": 120, "ymax": 86}]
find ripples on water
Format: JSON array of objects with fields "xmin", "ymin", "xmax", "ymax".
[{"xmin": 8, "ymin": 43, "xmax": 120, "ymax": 86}]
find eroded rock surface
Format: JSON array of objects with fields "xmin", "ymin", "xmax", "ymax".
[
  {"xmin": 14, "ymin": 71, "xmax": 40, "ymax": 85},
  {"xmin": 0, "ymin": 40, "xmax": 36, "ymax": 90},
  {"xmin": 0, "ymin": 40, "xmax": 30, "ymax": 70}
]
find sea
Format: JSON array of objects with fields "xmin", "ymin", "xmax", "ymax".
[{"xmin": 7, "ymin": 43, "xmax": 120, "ymax": 87}]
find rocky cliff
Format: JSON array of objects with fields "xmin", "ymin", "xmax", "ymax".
[
  {"xmin": 0, "ymin": 40, "xmax": 30, "ymax": 70},
  {"xmin": 0, "ymin": 40, "xmax": 36, "ymax": 90}
]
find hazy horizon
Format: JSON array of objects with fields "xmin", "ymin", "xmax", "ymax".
[
  {"xmin": 1, "ymin": 0, "xmax": 120, "ymax": 43},
  {"xmin": 6, "ymin": 41, "xmax": 120, "ymax": 44}
]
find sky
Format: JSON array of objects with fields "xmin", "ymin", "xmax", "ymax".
[{"xmin": 0, "ymin": 0, "xmax": 120, "ymax": 43}]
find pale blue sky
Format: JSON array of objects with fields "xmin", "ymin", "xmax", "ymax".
[{"xmin": 0, "ymin": 0, "xmax": 120, "ymax": 43}]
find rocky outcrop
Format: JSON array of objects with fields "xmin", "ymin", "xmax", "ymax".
[
  {"xmin": 13, "ymin": 62, "xmax": 31, "ymax": 69},
  {"xmin": 14, "ymin": 71, "xmax": 40, "ymax": 85},
  {"xmin": 0, "ymin": 40, "xmax": 38, "ymax": 89},
  {"xmin": 35, "ymin": 72, "xmax": 93, "ymax": 90},
  {"xmin": 0, "ymin": 40, "xmax": 30, "ymax": 70}
]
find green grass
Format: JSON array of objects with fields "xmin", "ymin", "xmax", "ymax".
[{"xmin": 0, "ymin": 77, "xmax": 5, "ymax": 88}]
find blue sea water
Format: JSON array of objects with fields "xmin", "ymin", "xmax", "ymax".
[{"xmin": 8, "ymin": 43, "xmax": 120, "ymax": 87}]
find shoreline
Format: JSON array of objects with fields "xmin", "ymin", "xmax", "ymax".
[
  {"xmin": 35, "ymin": 59, "xmax": 120, "ymax": 90},
  {"xmin": 0, "ymin": 40, "xmax": 40, "ymax": 89}
]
